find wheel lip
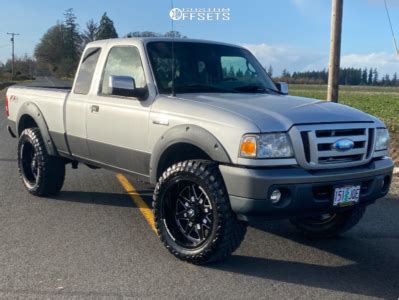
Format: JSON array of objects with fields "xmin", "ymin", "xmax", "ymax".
[
  {"xmin": 19, "ymin": 138, "xmax": 40, "ymax": 189},
  {"xmin": 158, "ymin": 173, "xmax": 219, "ymax": 252}
]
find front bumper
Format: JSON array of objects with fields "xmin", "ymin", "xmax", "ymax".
[{"xmin": 219, "ymin": 158, "xmax": 394, "ymax": 220}]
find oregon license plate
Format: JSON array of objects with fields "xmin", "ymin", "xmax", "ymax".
[{"xmin": 333, "ymin": 185, "xmax": 361, "ymax": 207}]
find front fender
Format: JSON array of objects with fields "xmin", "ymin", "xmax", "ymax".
[
  {"xmin": 16, "ymin": 102, "xmax": 58, "ymax": 156},
  {"xmin": 149, "ymin": 124, "xmax": 231, "ymax": 184}
]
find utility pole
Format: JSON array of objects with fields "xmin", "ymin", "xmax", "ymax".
[
  {"xmin": 327, "ymin": 0, "xmax": 344, "ymax": 102},
  {"xmin": 7, "ymin": 32, "xmax": 20, "ymax": 80}
]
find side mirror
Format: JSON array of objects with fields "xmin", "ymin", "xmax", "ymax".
[
  {"xmin": 109, "ymin": 75, "xmax": 137, "ymax": 97},
  {"xmin": 275, "ymin": 82, "xmax": 288, "ymax": 95}
]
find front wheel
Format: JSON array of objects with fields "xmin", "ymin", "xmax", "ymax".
[
  {"xmin": 153, "ymin": 160, "xmax": 247, "ymax": 264},
  {"xmin": 18, "ymin": 128, "xmax": 65, "ymax": 197},
  {"xmin": 290, "ymin": 207, "xmax": 366, "ymax": 239}
]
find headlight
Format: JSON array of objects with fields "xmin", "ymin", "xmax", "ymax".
[
  {"xmin": 375, "ymin": 128, "xmax": 390, "ymax": 151},
  {"xmin": 240, "ymin": 133, "xmax": 294, "ymax": 158}
]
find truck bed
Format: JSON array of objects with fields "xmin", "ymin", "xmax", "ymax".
[{"xmin": 7, "ymin": 85, "xmax": 70, "ymax": 136}]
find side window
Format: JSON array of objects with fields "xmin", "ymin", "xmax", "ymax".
[
  {"xmin": 221, "ymin": 56, "xmax": 257, "ymax": 79},
  {"xmin": 101, "ymin": 46, "xmax": 146, "ymax": 95},
  {"xmin": 74, "ymin": 48, "xmax": 101, "ymax": 95}
]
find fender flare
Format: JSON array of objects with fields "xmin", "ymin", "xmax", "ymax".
[
  {"xmin": 16, "ymin": 102, "xmax": 58, "ymax": 156},
  {"xmin": 149, "ymin": 124, "xmax": 231, "ymax": 184}
]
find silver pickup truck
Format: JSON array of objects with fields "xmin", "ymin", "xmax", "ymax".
[{"xmin": 6, "ymin": 38, "xmax": 394, "ymax": 264}]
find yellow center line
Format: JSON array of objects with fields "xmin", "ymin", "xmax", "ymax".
[{"xmin": 116, "ymin": 174, "xmax": 157, "ymax": 233}]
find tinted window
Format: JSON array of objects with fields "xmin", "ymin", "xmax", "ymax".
[
  {"xmin": 101, "ymin": 46, "xmax": 146, "ymax": 95},
  {"xmin": 74, "ymin": 48, "xmax": 101, "ymax": 95},
  {"xmin": 147, "ymin": 42, "xmax": 277, "ymax": 94}
]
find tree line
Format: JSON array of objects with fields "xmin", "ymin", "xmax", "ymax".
[
  {"xmin": 1, "ymin": 8, "xmax": 397, "ymax": 86},
  {"xmin": 0, "ymin": 8, "xmax": 185, "ymax": 79},
  {"xmin": 268, "ymin": 65, "xmax": 399, "ymax": 86}
]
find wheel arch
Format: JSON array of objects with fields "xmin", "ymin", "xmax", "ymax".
[
  {"xmin": 16, "ymin": 102, "xmax": 58, "ymax": 156},
  {"xmin": 149, "ymin": 124, "xmax": 231, "ymax": 184}
]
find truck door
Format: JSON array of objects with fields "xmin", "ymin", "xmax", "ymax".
[
  {"xmin": 65, "ymin": 47, "xmax": 102, "ymax": 159},
  {"xmin": 85, "ymin": 45, "xmax": 151, "ymax": 176}
]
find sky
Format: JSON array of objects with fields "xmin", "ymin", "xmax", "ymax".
[{"xmin": 0, "ymin": 0, "xmax": 398, "ymax": 76}]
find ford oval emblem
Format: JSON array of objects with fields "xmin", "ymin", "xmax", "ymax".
[{"xmin": 333, "ymin": 139, "xmax": 354, "ymax": 151}]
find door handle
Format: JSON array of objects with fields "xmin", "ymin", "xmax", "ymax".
[{"xmin": 90, "ymin": 105, "xmax": 99, "ymax": 113}]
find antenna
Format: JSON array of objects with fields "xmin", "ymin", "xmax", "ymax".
[
  {"xmin": 384, "ymin": 0, "xmax": 399, "ymax": 56},
  {"xmin": 171, "ymin": 0, "xmax": 176, "ymax": 97}
]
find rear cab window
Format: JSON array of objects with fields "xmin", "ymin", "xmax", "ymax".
[{"xmin": 74, "ymin": 47, "xmax": 102, "ymax": 95}]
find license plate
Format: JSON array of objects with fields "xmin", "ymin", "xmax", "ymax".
[{"xmin": 333, "ymin": 185, "xmax": 361, "ymax": 207}]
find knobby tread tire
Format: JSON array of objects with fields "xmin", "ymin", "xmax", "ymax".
[
  {"xmin": 153, "ymin": 160, "xmax": 247, "ymax": 264},
  {"xmin": 290, "ymin": 206, "xmax": 366, "ymax": 239},
  {"xmin": 18, "ymin": 128, "xmax": 65, "ymax": 197}
]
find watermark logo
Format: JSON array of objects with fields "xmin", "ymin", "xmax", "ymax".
[{"xmin": 169, "ymin": 8, "xmax": 230, "ymax": 21}]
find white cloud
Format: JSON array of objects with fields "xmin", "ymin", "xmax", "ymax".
[
  {"xmin": 242, "ymin": 43, "xmax": 399, "ymax": 76},
  {"xmin": 341, "ymin": 52, "xmax": 399, "ymax": 75},
  {"xmin": 242, "ymin": 43, "xmax": 327, "ymax": 75}
]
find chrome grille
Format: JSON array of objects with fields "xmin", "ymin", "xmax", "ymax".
[{"xmin": 290, "ymin": 123, "xmax": 376, "ymax": 169}]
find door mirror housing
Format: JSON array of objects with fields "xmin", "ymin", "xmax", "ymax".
[
  {"xmin": 275, "ymin": 82, "xmax": 288, "ymax": 95},
  {"xmin": 109, "ymin": 75, "xmax": 137, "ymax": 97}
]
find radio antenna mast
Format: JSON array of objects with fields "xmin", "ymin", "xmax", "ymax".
[
  {"xmin": 384, "ymin": 0, "xmax": 399, "ymax": 56},
  {"xmin": 171, "ymin": 0, "xmax": 176, "ymax": 97}
]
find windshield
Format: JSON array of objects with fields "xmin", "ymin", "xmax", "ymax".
[{"xmin": 146, "ymin": 41, "xmax": 278, "ymax": 94}]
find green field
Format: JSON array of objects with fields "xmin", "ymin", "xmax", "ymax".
[{"xmin": 289, "ymin": 84, "xmax": 399, "ymax": 133}]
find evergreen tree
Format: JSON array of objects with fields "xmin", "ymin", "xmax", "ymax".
[
  {"xmin": 236, "ymin": 68, "xmax": 244, "ymax": 77},
  {"xmin": 383, "ymin": 74, "xmax": 391, "ymax": 86},
  {"xmin": 82, "ymin": 19, "xmax": 98, "ymax": 45},
  {"xmin": 267, "ymin": 65, "xmax": 273, "ymax": 77},
  {"xmin": 96, "ymin": 13, "xmax": 118, "ymax": 40},
  {"xmin": 392, "ymin": 73, "xmax": 398, "ymax": 86},
  {"xmin": 164, "ymin": 31, "xmax": 186, "ymax": 38},
  {"xmin": 62, "ymin": 8, "xmax": 82, "ymax": 76},
  {"xmin": 368, "ymin": 68, "xmax": 373, "ymax": 85},
  {"xmin": 361, "ymin": 68, "xmax": 368, "ymax": 85},
  {"xmin": 127, "ymin": 31, "xmax": 159, "ymax": 38},
  {"xmin": 222, "ymin": 67, "xmax": 228, "ymax": 77},
  {"xmin": 372, "ymin": 68, "xmax": 379, "ymax": 85},
  {"xmin": 228, "ymin": 66, "xmax": 235, "ymax": 77},
  {"xmin": 126, "ymin": 31, "xmax": 185, "ymax": 38},
  {"xmin": 281, "ymin": 69, "xmax": 291, "ymax": 78}
]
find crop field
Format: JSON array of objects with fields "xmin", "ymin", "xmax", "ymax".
[{"xmin": 289, "ymin": 84, "xmax": 399, "ymax": 133}]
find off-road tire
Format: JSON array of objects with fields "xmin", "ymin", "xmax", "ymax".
[
  {"xmin": 290, "ymin": 207, "xmax": 366, "ymax": 239},
  {"xmin": 153, "ymin": 160, "xmax": 247, "ymax": 264},
  {"xmin": 18, "ymin": 128, "xmax": 65, "ymax": 196}
]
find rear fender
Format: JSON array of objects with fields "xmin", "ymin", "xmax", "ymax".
[{"xmin": 16, "ymin": 102, "xmax": 58, "ymax": 156}]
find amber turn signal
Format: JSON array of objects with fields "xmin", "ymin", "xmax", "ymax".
[{"xmin": 240, "ymin": 136, "xmax": 257, "ymax": 157}]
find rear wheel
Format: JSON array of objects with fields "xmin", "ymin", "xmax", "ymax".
[
  {"xmin": 153, "ymin": 160, "xmax": 247, "ymax": 264},
  {"xmin": 18, "ymin": 128, "xmax": 65, "ymax": 196},
  {"xmin": 290, "ymin": 207, "xmax": 366, "ymax": 239}
]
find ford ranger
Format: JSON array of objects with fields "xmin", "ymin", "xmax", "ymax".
[{"xmin": 6, "ymin": 38, "xmax": 394, "ymax": 264}]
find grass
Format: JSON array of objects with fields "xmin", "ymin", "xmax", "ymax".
[{"xmin": 289, "ymin": 84, "xmax": 399, "ymax": 133}]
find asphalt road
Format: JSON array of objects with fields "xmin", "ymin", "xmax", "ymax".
[{"xmin": 0, "ymin": 79, "xmax": 398, "ymax": 299}]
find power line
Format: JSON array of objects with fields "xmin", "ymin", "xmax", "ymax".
[{"xmin": 384, "ymin": 0, "xmax": 399, "ymax": 56}]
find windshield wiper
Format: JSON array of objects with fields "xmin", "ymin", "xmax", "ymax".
[{"xmin": 234, "ymin": 85, "xmax": 282, "ymax": 94}]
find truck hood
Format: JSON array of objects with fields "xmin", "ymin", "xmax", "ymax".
[{"xmin": 177, "ymin": 93, "xmax": 377, "ymax": 132}]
